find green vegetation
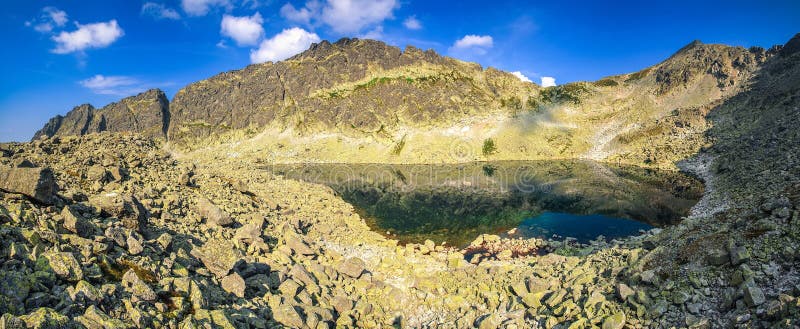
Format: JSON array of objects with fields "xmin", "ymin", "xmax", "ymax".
[
  {"xmin": 482, "ymin": 164, "xmax": 496, "ymax": 177},
  {"xmin": 526, "ymin": 83, "xmax": 593, "ymax": 111},
  {"xmin": 482, "ymin": 138, "xmax": 497, "ymax": 156},
  {"xmin": 594, "ymin": 78, "xmax": 619, "ymax": 87}
]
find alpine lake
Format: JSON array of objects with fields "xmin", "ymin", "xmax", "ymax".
[{"xmin": 267, "ymin": 161, "xmax": 704, "ymax": 248}]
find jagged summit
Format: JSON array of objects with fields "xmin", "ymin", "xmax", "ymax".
[{"xmin": 33, "ymin": 88, "xmax": 169, "ymax": 141}]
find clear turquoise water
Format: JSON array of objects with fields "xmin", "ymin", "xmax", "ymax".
[{"xmin": 517, "ymin": 211, "xmax": 654, "ymax": 243}]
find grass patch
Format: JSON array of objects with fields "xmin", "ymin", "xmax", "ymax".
[{"xmin": 482, "ymin": 138, "xmax": 497, "ymax": 156}]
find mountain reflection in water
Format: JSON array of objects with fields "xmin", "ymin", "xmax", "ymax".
[{"xmin": 267, "ymin": 161, "xmax": 703, "ymax": 247}]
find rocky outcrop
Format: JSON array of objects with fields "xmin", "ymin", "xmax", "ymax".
[
  {"xmin": 0, "ymin": 165, "xmax": 58, "ymax": 204},
  {"xmin": 32, "ymin": 89, "xmax": 170, "ymax": 141},
  {"xmin": 167, "ymin": 38, "xmax": 535, "ymax": 146}
]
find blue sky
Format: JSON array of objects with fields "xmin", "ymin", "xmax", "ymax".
[{"xmin": 1, "ymin": 0, "xmax": 798, "ymax": 142}]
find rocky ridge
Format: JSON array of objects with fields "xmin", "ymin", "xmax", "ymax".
[{"xmin": 33, "ymin": 89, "xmax": 170, "ymax": 141}]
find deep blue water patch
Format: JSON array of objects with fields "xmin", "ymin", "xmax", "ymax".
[{"xmin": 517, "ymin": 212, "xmax": 654, "ymax": 244}]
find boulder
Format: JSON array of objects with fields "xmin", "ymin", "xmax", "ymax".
[
  {"xmin": 76, "ymin": 305, "xmax": 126, "ymax": 328},
  {"xmin": 122, "ymin": 269, "xmax": 157, "ymax": 301},
  {"xmin": 616, "ymin": 283, "xmax": 635, "ymax": 301},
  {"xmin": 743, "ymin": 284, "xmax": 765, "ymax": 306},
  {"xmin": 221, "ymin": 272, "xmax": 246, "ymax": 298},
  {"xmin": 272, "ymin": 302, "xmax": 305, "ymax": 328},
  {"xmin": 337, "ymin": 257, "xmax": 366, "ymax": 278},
  {"xmin": 62, "ymin": 206, "xmax": 92, "ymax": 237},
  {"xmin": 730, "ymin": 246, "xmax": 750, "ymax": 265},
  {"xmin": 602, "ymin": 312, "xmax": 626, "ymax": 329},
  {"xmin": 41, "ymin": 251, "xmax": 83, "ymax": 282},
  {"xmin": 18, "ymin": 308, "xmax": 71, "ymax": 328},
  {"xmin": 0, "ymin": 166, "xmax": 58, "ymax": 204},
  {"xmin": 89, "ymin": 193, "xmax": 147, "ymax": 231},
  {"xmin": 192, "ymin": 238, "xmax": 243, "ymax": 278},
  {"xmin": 13, "ymin": 158, "xmax": 35, "ymax": 168},
  {"xmin": 706, "ymin": 248, "xmax": 729, "ymax": 266},
  {"xmin": 195, "ymin": 197, "xmax": 233, "ymax": 227}
]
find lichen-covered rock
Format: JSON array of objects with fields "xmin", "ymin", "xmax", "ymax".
[
  {"xmin": 40, "ymin": 251, "xmax": 83, "ymax": 282},
  {"xmin": 18, "ymin": 307, "xmax": 73, "ymax": 329},
  {"xmin": 602, "ymin": 312, "xmax": 626, "ymax": 329},
  {"xmin": 0, "ymin": 166, "xmax": 58, "ymax": 204},
  {"xmin": 271, "ymin": 302, "xmax": 305, "ymax": 328},
  {"xmin": 75, "ymin": 305, "xmax": 126, "ymax": 328},
  {"xmin": 192, "ymin": 238, "xmax": 242, "ymax": 278},
  {"xmin": 122, "ymin": 269, "xmax": 157, "ymax": 301}
]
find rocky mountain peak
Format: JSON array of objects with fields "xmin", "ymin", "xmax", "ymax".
[
  {"xmin": 32, "ymin": 88, "xmax": 169, "ymax": 141},
  {"xmin": 781, "ymin": 33, "xmax": 800, "ymax": 57}
]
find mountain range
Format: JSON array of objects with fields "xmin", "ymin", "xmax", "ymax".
[{"xmin": 33, "ymin": 34, "xmax": 800, "ymax": 169}]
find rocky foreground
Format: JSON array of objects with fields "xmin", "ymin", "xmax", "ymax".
[{"xmin": 0, "ymin": 133, "xmax": 798, "ymax": 328}]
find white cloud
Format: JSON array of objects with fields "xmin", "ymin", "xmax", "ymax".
[
  {"xmin": 52, "ymin": 20, "xmax": 124, "ymax": 54},
  {"xmin": 79, "ymin": 75, "xmax": 144, "ymax": 95},
  {"xmin": 221, "ymin": 13, "xmax": 265, "ymax": 46},
  {"xmin": 403, "ymin": 16, "xmax": 421, "ymax": 30},
  {"xmin": 541, "ymin": 77, "xmax": 556, "ymax": 87},
  {"xmin": 280, "ymin": 1, "xmax": 320, "ymax": 26},
  {"xmin": 321, "ymin": 0, "xmax": 397, "ymax": 34},
  {"xmin": 181, "ymin": 0, "xmax": 230, "ymax": 16},
  {"xmin": 250, "ymin": 27, "xmax": 320, "ymax": 64},
  {"xmin": 511, "ymin": 71, "xmax": 532, "ymax": 83},
  {"xmin": 142, "ymin": 2, "xmax": 181, "ymax": 20},
  {"xmin": 27, "ymin": 7, "xmax": 69, "ymax": 33},
  {"xmin": 279, "ymin": 0, "xmax": 398, "ymax": 34},
  {"xmin": 44, "ymin": 7, "xmax": 68, "ymax": 26},
  {"xmin": 453, "ymin": 35, "xmax": 493, "ymax": 49},
  {"xmin": 359, "ymin": 26, "xmax": 383, "ymax": 40}
]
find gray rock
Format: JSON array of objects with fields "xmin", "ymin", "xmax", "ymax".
[
  {"xmin": 90, "ymin": 193, "xmax": 147, "ymax": 232},
  {"xmin": 41, "ymin": 251, "xmax": 83, "ymax": 282},
  {"xmin": 706, "ymin": 248, "xmax": 729, "ymax": 266},
  {"xmin": 0, "ymin": 166, "xmax": 58, "ymax": 204},
  {"xmin": 616, "ymin": 283, "xmax": 635, "ymax": 301},
  {"xmin": 127, "ymin": 232, "xmax": 144, "ymax": 255},
  {"xmin": 221, "ymin": 272, "xmax": 246, "ymax": 298},
  {"xmin": 192, "ymin": 238, "xmax": 243, "ymax": 278},
  {"xmin": 33, "ymin": 89, "xmax": 170, "ymax": 141},
  {"xmin": 62, "ymin": 206, "xmax": 92, "ymax": 237},
  {"xmin": 122, "ymin": 269, "xmax": 157, "ymax": 301},
  {"xmin": 337, "ymin": 257, "xmax": 366, "ymax": 278},
  {"xmin": 743, "ymin": 284, "xmax": 765, "ymax": 306},
  {"xmin": 730, "ymin": 246, "xmax": 750, "ymax": 265},
  {"xmin": 195, "ymin": 197, "xmax": 233, "ymax": 227},
  {"xmin": 640, "ymin": 270, "xmax": 656, "ymax": 284}
]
